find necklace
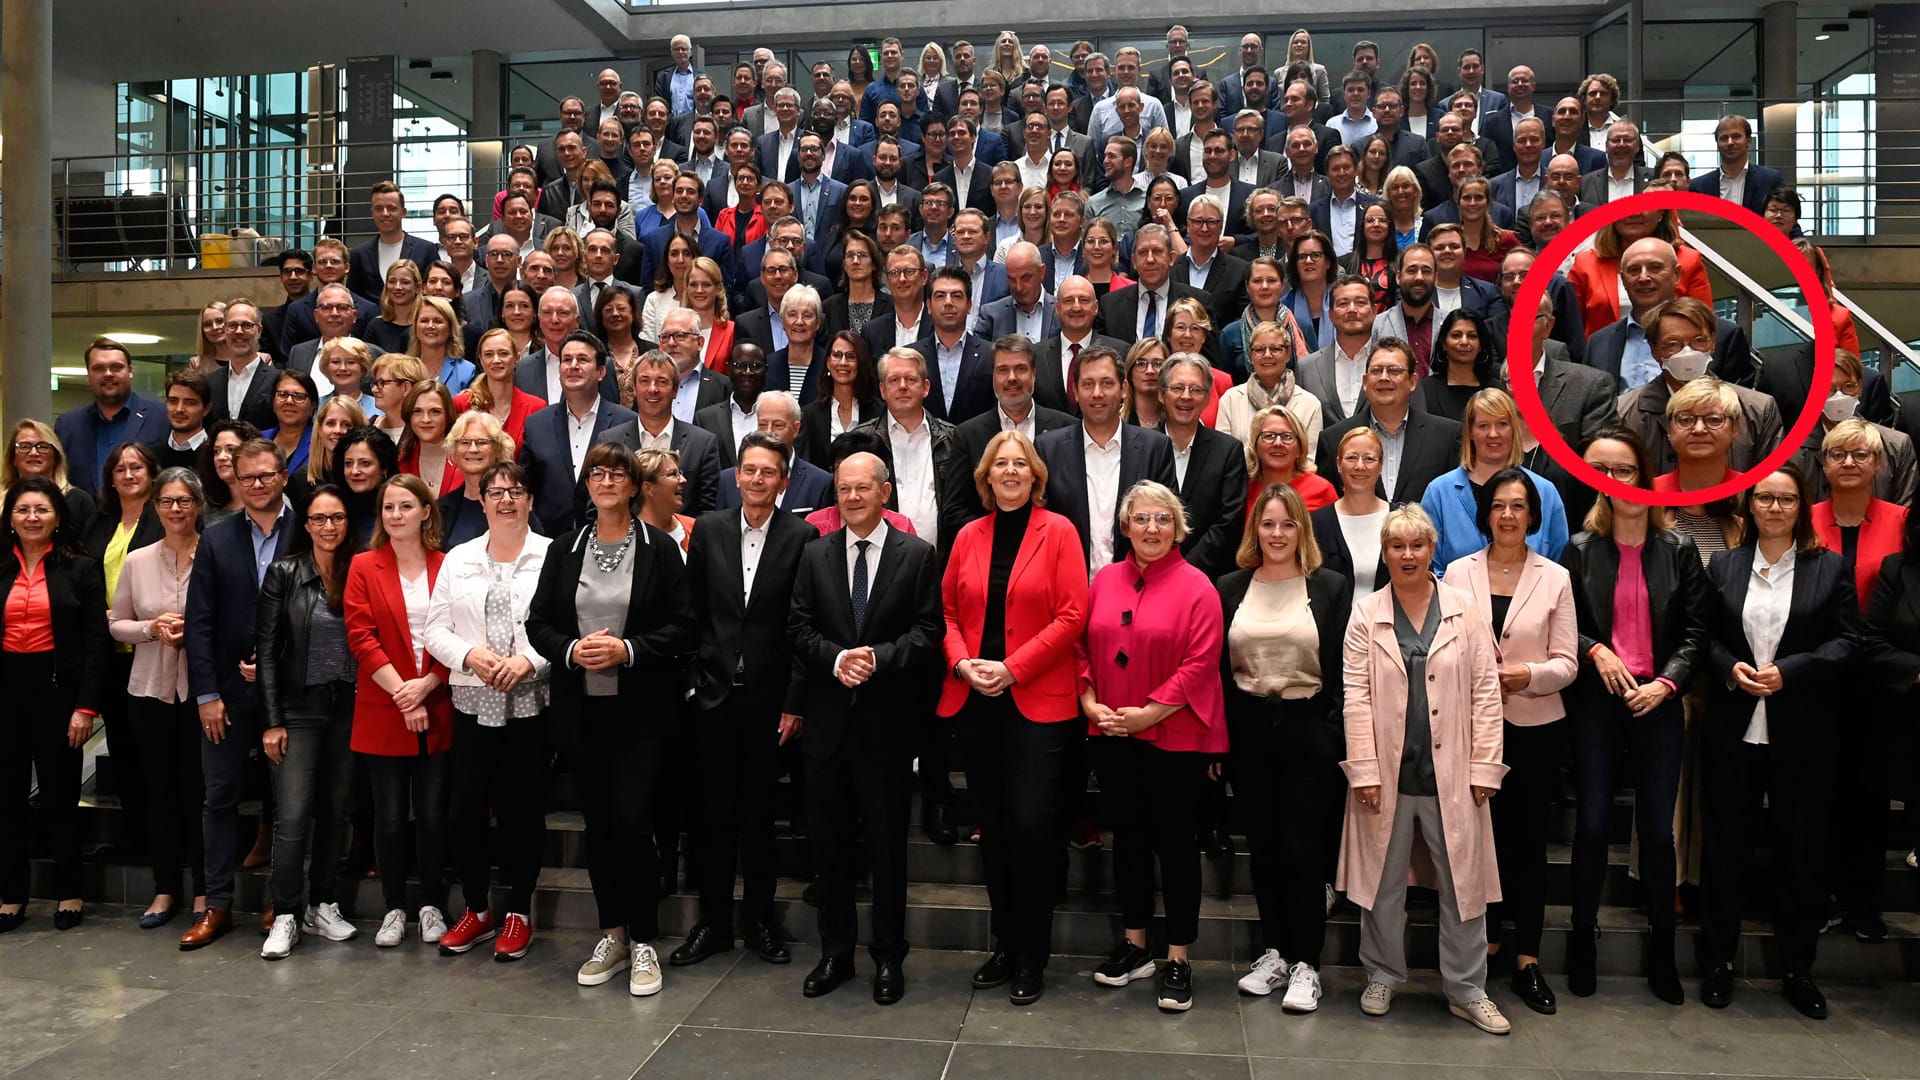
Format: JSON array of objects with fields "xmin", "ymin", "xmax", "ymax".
[
  {"xmin": 1490, "ymin": 550, "xmax": 1526, "ymax": 575},
  {"xmin": 588, "ymin": 520, "xmax": 635, "ymax": 573}
]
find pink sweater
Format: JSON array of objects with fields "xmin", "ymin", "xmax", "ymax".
[{"xmin": 1075, "ymin": 548, "xmax": 1227, "ymax": 753}]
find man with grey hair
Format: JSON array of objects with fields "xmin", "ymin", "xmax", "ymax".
[
  {"xmin": 653, "ymin": 36, "xmax": 703, "ymax": 116},
  {"xmin": 1578, "ymin": 119, "xmax": 1653, "ymax": 207},
  {"xmin": 1089, "ymin": 70, "xmax": 1168, "ymax": 155},
  {"xmin": 1098, "ymin": 224, "xmax": 1210, "ymax": 344},
  {"xmin": 716, "ymin": 391, "xmax": 834, "ymax": 513},
  {"xmin": 1159, "ymin": 353, "xmax": 1248, "ymax": 578},
  {"xmin": 974, "ymin": 242, "xmax": 1059, "ymax": 341},
  {"xmin": 1171, "ymin": 193, "xmax": 1249, "ymax": 327},
  {"xmin": 754, "ymin": 86, "xmax": 807, "ymax": 182}
]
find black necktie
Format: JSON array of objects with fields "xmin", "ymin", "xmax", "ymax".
[
  {"xmin": 1142, "ymin": 291, "xmax": 1159, "ymax": 338},
  {"xmin": 851, "ymin": 539, "xmax": 872, "ymax": 635}
]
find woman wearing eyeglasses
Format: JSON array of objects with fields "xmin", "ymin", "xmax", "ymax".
[
  {"xmin": 527, "ymin": 442, "xmax": 693, "ymax": 997},
  {"xmin": 437, "ymin": 412, "xmax": 516, "ymax": 551},
  {"xmin": 1246, "ymin": 405, "xmax": 1335, "ymax": 516},
  {"xmin": 3, "ymin": 422, "xmax": 96, "ymax": 538},
  {"xmin": 634, "ymin": 448, "xmax": 694, "ymax": 556},
  {"xmin": 1079, "ymin": 481, "xmax": 1226, "ymax": 1013},
  {"xmin": 264, "ymin": 370, "xmax": 320, "ymax": 478},
  {"xmin": 1698, "ymin": 464, "xmax": 1860, "ymax": 1019},
  {"xmin": 1216, "ymin": 320, "xmax": 1322, "ymax": 453},
  {"xmin": 1557, "ymin": 427, "xmax": 1709, "ymax": 1005},
  {"xmin": 1655, "ymin": 377, "xmax": 1747, "ymax": 566},
  {"xmin": 422, "ymin": 461, "xmax": 553, "ymax": 962},
  {"xmin": 369, "ymin": 355, "xmax": 430, "ymax": 450}
]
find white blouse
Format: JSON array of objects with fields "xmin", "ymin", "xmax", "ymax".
[
  {"xmin": 1739, "ymin": 546, "xmax": 1796, "ymax": 745},
  {"xmin": 1338, "ymin": 507, "xmax": 1389, "ymax": 595}
]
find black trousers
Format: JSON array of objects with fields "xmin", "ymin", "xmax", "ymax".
[
  {"xmin": 1098, "ymin": 736, "xmax": 1207, "ymax": 946},
  {"xmin": 450, "ymin": 711, "xmax": 550, "ymax": 917},
  {"xmin": 695, "ymin": 693, "xmax": 785, "ymax": 930},
  {"xmin": 1702, "ymin": 737, "xmax": 1835, "ymax": 975},
  {"xmin": 363, "ymin": 748, "xmax": 452, "ymax": 913},
  {"xmin": 1488, "ymin": 719, "xmax": 1569, "ymax": 957},
  {"xmin": 102, "ymin": 652, "xmax": 146, "ymax": 853},
  {"xmin": 917, "ymin": 706, "xmax": 956, "ymax": 815},
  {"xmin": 962, "ymin": 694, "xmax": 1073, "ymax": 968},
  {"xmin": 1569, "ymin": 694, "xmax": 1684, "ymax": 930},
  {"xmin": 1827, "ymin": 703, "xmax": 1896, "ymax": 920},
  {"xmin": 129, "ymin": 696, "xmax": 206, "ymax": 901},
  {"xmin": 569, "ymin": 709, "xmax": 666, "ymax": 938},
  {"xmin": 806, "ymin": 725, "xmax": 913, "ymax": 964},
  {"xmin": 1230, "ymin": 699, "xmax": 1345, "ymax": 965},
  {"xmin": 0, "ymin": 652, "xmax": 81, "ymax": 902}
]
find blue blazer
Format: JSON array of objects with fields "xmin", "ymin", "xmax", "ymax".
[
  {"xmin": 279, "ymin": 290, "xmax": 376, "ymax": 357},
  {"xmin": 1689, "ymin": 165, "xmax": 1786, "ymax": 218},
  {"xmin": 639, "ymin": 222, "xmax": 734, "ymax": 296},
  {"xmin": 718, "ymin": 455, "xmax": 834, "ymax": 514},
  {"xmin": 1555, "ymin": 142, "xmax": 1606, "ymax": 175},
  {"xmin": 973, "ymin": 294, "xmax": 1061, "ymax": 341},
  {"xmin": 754, "ymin": 131, "xmax": 804, "ymax": 183},
  {"xmin": 766, "ymin": 342, "xmax": 829, "ymax": 406},
  {"xmin": 347, "ymin": 234, "xmax": 438, "ymax": 302},
  {"xmin": 518, "ymin": 398, "xmax": 639, "ymax": 537},
  {"xmin": 55, "ymin": 392, "xmax": 171, "ymax": 495},
  {"xmin": 910, "ymin": 331, "xmax": 996, "ymax": 424},
  {"xmin": 974, "ymin": 130, "xmax": 1010, "ymax": 168},
  {"xmin": 186, "ymin": 507, "xmax": 302, "ymax": 709},
  {"xmin": 844, "ymin": 119, "xmax": 879, "ymax": 147},
  {"xmin": 1420, "ymin": 464, "xmax": 1570, "ymax": 574},
  {"xmin": 950, "ymin": 258, "xmax": 1010, "ymax": 307}
]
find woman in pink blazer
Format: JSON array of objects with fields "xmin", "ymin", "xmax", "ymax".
[
  {"xmin": 939, "ymin": 430, "xmax": 1088, "ymax": 1005},
  {"xmin": 1340, "ymin": 503, "xmax": 1510, "ymax": 1035},
  {"xmin": 1442, "ymin": 468, "xmax": 1578, "ymax": 1016}
]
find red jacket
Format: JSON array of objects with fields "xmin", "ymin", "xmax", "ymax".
[
  {"xmin": 453, "ymin": 386, "xmax": 547, "ymax": 451},
  {"xmin": 345, "ymin": 546, "xmax": 453, "ymax": 756},
  {"xmin": 938, "ymin": 506, "xmax": 1089, "ymax": 720},
  {"xmin": 1568, "ymin": 244, "xmax": 1713, "ymax": 337},
  {"xmin": 1813, "ymin": 498, "xmax": 1908, "ymax": 613}
]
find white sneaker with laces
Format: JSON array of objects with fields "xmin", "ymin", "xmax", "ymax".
[
  {"xmin": 307, "ymin": 902, "xmax": 358, "ymax": 942},
  {"xmin": 1360, "ymin": 980, "xmax": 1394, "ymax": 1016},
  {"xmin": 1281, "ymin": 962, "xmax": 1322, "ymax": 1012},
  {"xmin": 1450, "ymin": 997, "xmax": 1512, "ymax": 1035},
  {"xmin": 1236, "ymin": 949, "xmax": 1289, "ymax": 996},
  {"xmin": 375, "ymin": 909, "xmax": 407, "ymax": 948},
  {"xmin": 1324, "ymin": 883, "xmax": 1335, "ymax": 916},
  {"xmin": 630, "ymin": 943, "xmax": 664, "ymax": 997},
  {"xmin": 261, "ymin": 914, "xmax": 300, "ymax": 960},
  {"xmin": 578, "ymin": 934, "xmax": 630, "ymax": 986},
  {"xmin": 418, "ymin": 906, "xmax": 447, "ymax": 944}
]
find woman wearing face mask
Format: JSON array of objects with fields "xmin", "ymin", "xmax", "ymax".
[
  {"xmin": 1444, "ymin": 468, "xmax": 1578, "ymax": 1015},
  {"xmin": 1698, "ymin": 464, "xmax": 1860, "ymax": 1019},
  {"xmin": 1339, "ymin": 503, "xmax": 1509, "ymax": 1035},
  {"xmin": 1420, "ymin": 388, "xmax": 1570, "ymax": 571},
  {"xmin": 1792, "ymin": 351, "xmax": 1917, "ymax": 506}
]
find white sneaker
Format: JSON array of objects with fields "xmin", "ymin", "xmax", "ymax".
[
  {"xmin": 306, "ymin": 902, "xmax": 358, "ymax": 942},
  {"xmin": 1324, "ymin": 883, "xmax": 1336, "ymax": 916},
  {"xmin": 1360, "ymin": 980, "xmax": 1394, "ymax": 1016},
  {"xmin": 629, "ymin": 943, "xmax": 664, "ymax": 997},
  {"xmin": 1281, "ymin": 962, "xmax": 1322, "ymax": 1013},
  {"xmin": 375, "ymin": 909, "xmax": 407, "ymax": 948},
  {"xmin": 1450, "ymin": 997, "xmax": 1512, "ymax": 1035},
  {"xmin": 1236, "ymin": 949, "xmax": 1288, "ymax": 996},
  {"xmin": 577, "ymin": 934, "xmax": 631, "ymax": 986},
  {"xmin": 418, "ymin": 906, "xmax": 447, "ymax": 944},
  {"xmin": 261, "ymin": 914, "xmax": 300, "ymax": 960}
]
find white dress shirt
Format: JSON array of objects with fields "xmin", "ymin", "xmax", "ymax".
[
  {"xmin": 1235, "ymin": 155, "xmax": 1262, "ymax": 185},
  {"xmin": 728, "ymin": 399, "xmax": 758, "ymax": 450},
  {"xmin": 1718, "ymin": 165, "xmax": 1747, "ymax": 208},
  {"xmin": 1083, "ymin": 424, "xmax": 1124, "ymax": 575},
  {"xmin": 1607, "ymin": 171, "xmax": 1636, "ymax": 204},
  {"xmin": 996, "ymin": 403, "xmax": 1036, "ymax": 442},
  {"xmin": 888, "ymin": 411, "xmax": 939, "ymax": 545},
  {"xmin": 739, "ymin": 510, "xmax": 768, "ymax": 601},
  {"xmin": 1058, "ymin": 331, "xmax": 1092, "ymax": 393},
  {"xmin": 893, "ymin": 312, "xmax": 924, "ymax": 349},
  {"xmin": 1334, "ymin": 340, "xmax": 1371, "ymax": 417},
  {"xmin": 227, "ymin": 356, "xmax": 262, "ymax": 419},
  {"xmin": 635, "ymin": 416, "xmax": 674, "ymax": 452},
  {"xmin": 1739, "ymin": 546, "xmax": 1795, "ymax": 745},
  {"xmin": 833, "ymin": 519, "xmax": 891, "ymax": 677},
  {"xmin": 1018, "ymin": 154, "xmax": 1050, "ymax": 191},
  {"xmin": 565, "ymin": 397, "xmax": 602, "ymax": 474},
  {"xmin": 543, "ymin": 351, "xmax": 564, "ymax": 403}
]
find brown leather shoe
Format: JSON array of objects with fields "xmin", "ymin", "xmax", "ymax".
[
  {"xmin": 179, "ymin": 907, "xmax": 231, "ymax": 951},
  {"xmin": 242, "ymin": 823, "xmax": 272, "ymax": 869},
  {"xmin": 259, "ymin": 903, "xmax": 276, "ymax": 936}
]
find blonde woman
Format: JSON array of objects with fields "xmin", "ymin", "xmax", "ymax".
[
  {"xmin": 3, "ymin": 420, "xmax": 98, "ymax": 531},
  {"xmin": 1217, "ymin": 320, "xmax": 1324, "ymax": 460},
  {"xmin": 544, "ymin": 227, "xmax": 584, "ymax": 290},
  {"xmin": 367, "ymin": 261, "xmax": 424, "ymax": 355},
  {"xmin": 369, "ymin": 354, "xmax": 431, "ymax": 448},
  {"xmin": 315, "ymin": 336, "xmax": 380, "ymax": 417},
  {"xmin": 453, "ymin": 328, "xmax": 544, "ymax": 450},
  {"xmin": 405, "ymin": 295, "xmax": 475, "ymax": 394},
  {"xmin": 191, "ymin": 302, "xmax": 229, "ymax": 375}
]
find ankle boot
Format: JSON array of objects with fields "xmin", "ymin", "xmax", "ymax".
[
  {"xmin": 1646, "ymin": 928, "xmax": 1684, "ymax": 1004},
  {"xmin": 1567, "ymin": 922, "xmax": 1598, "ymax": 997}
]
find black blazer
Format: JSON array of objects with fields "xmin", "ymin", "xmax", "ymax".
[
  {"xmin": 1173, "ymin": 253, "xmax": 1250, "ymax": 331},
  {"xmin": 1176, "ymin": 425, "xmax": 1250, "ymax": 579},
  {"xmin": 910, "ymin": 331, "xmax": 996, "ymax": 424},
  {"xmin": 1311, "ymin": 503, "xmax": 1390, "ymax": 593},
  {"xmin": 1559, "ymin": 527, "xmax": 1712, "ymax": 699},
  {"xmin": 783, "ymin": 526, "xmax": 943, "ymax": 759},
  {"xmin": 526, "ymin": 519, "xmax": 694, "ymax": 752},
  {"xmin": 1032, "ymin": 333, "xmax": 1127, "ymax": 415},
  {"xmin": 186, "ymin": 508, "xmax": 302, "ymax": 710},
  {"xmin": 1702, "ymin": 544, "xmax": 1859, "ymax": 752},
  {"xmin": 1759, "ymin": 342, "xmax": 1895, "ymax": 433},
  {"xmin": 81, "ymin": 502, "xmax": 164, "ymax": 566},
  {"xmin": 1217, "ymin": 566, "xmax": 1353, "ymax": 761},
  {"xmin": 1586, "ymin": 315, "xmax": 1754, "ymax": 393},
  {"xmin": 518, "ymin": 398, "xmax": 640, "ymax": 537},
  {"xmin": 822, "ymin": 289, "xmax": 892, "ymax": 340},
  {"xmin": 1314, "ymin": 406, "xmax": 1464, "ymax": 506},
  {"xmin": 206, "ymin": 362, "xmax": 281, "ymax": 430},
  {"xmin": 0, "ymin": 551, "xmax": 110, "ymax": 713},
  {"xmin": 254, "ymin": 553, "xmax": 341, "ymax": 726},
  {"xmin": 1097, "ymin": 282, "xmax": 1213, "ymax": 345},
  {"xmin": 347, "ymin": 235, "xmax": 438, "ymax": 301},
  {"xmin": 766, "ymin": 341, "xmax": 830, "ymax": 407},
  {"xmin": 1865, "ymin": 552, "xmax": 1920, "ymax": 696},
  {"xmin": 685, "ymin": 506, "xmax": 816, "ymax": 712},
  {"xmin": 796, "ymin": 396, "xmax": 881, "ymax": 468},
  {"xmin": 942, "ymin": 404, "xmax": 1079, "ymax": 538},
  {"xmin": 596, "ymin": 417, "xmax": 723, "ymax": 517},
  {"xmin": 1035, "ymin": 422, "xmax": 1179, "ymax": 567}
]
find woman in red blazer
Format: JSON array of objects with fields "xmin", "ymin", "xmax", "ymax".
[
  {"xmin": 345, "ymin": 473, "xmax": 454, "ymax": 948},
  {"xmin": 1566, "ymin": 199, "xmax": 1713, "ymax": 336},
  {"xmin": 939, "ymin": 430, "xmax": 1088, "ymax": 1005}
]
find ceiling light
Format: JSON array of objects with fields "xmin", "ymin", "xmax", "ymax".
[
  {"xmin": 50, "ymin": 367, "xmax": 86, "ymax": 377},
  {"xmin": 106, "ymin": 332, "xmax": 162, "ymax": 344},
  {"xmin": 1816, "ymin": 21, "xmax": 1848, "ymax": 40}
]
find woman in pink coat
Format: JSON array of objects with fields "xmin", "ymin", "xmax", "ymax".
[{"xmin": 1340, "ymin": 503, "xmax": 1510, "ymax": 1035}]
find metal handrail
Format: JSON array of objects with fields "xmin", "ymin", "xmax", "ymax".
[{"xmin": 1676, "ymin": 225, "xmax": 1817, "ymax": 340}]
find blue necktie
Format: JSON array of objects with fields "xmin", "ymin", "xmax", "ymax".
[
  {"xmin": 851, "ymin": 539, "xmax": 872, "ymax": 635},
  {"xmin": 1142, "ymin": 291, "xmax": 1159, "ymax": 338}
]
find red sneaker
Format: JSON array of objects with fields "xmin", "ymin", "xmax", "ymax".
[
  {"xmin": 494, "ymin": 913, "xmax": 532, "ymax": 961},
  {"xmin": 438, "ymin": 909, "xmax": 494, "ymax": 955},
  {"xmin": 1071, "ymin": 821, "xmax": 1103, "ymax": 850}
]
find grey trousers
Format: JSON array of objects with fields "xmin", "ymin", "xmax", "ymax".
[{"xmin": 1357, "ymin": 794, "xmax": 1489, "ymax": 1005}]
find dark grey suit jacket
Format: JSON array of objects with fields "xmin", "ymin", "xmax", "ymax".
[
  {"xmin": 596, "ymin": 416, "xmax": 723, "ymax": 515},
  {"xmin": 1035, "ymin": 422, "xmax": 1178, "ymax": 567},
  {"xmin": 1577, "ymin": 163, "xmax": 1654, "ymax": 207},
  {"xmin": 1032, "ymin": 333, "xmax": 1128, "ymax": 415},
  {"xmin": 1175, "ymin": 425, "xmax": 1249, "ymax": 579},
  {"xmin": 1315, "ymin": 404, "xmax": 1465, "ymax": 505}
]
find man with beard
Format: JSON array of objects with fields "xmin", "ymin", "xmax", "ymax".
[{"xmin": 57, "ymin": 337, "xmax": 169, "ymax": 488}]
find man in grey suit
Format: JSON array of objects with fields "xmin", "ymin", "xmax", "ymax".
[
  {"xmin": 1034, "ymin": 344, "xmax": 1178, "ymax": 571},
  {"xmin": 1577, "ymin": 119, "xmax": 1654, "ymax": 207},
  {"xmin": 1313, "ymin": 337, "xmax": 1464, "ymax": 506},
  {"xmin": 1293, "ymin": 278, "xmax": 1381, "ymax": 429},
  {"xmin": 598, "ymin": 349, "xmax": 724, "ymax": 515},
  {"xmin": 1228, "ymin": 110, "xmax": 1286, "ymax": 188},
  {"xmin": 286, "ymin": 283, "xmax": 384, "ymax": 380},
  {"xmin": 1505, "ymin": 290, "xmax": 1616, "ymax": 454},
  {"xmin": 972, "ymin": 243, "xmax": 1058, "ymax": 342},
  {"xmin": 1042, "ymin": 86, "xmax": 1099, "ymax": 190},
  {"xmin": 942, "ymin": 334, "xmax": 1078, "ymax": 538}
]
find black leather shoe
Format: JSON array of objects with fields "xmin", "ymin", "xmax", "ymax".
[
  {"xmin": 0, "ymin": 910, "xmax": 25, "ymax": 934},
  {"xmin": 1566, "ymin": 924, "xmax": 1598, "ymax": 997},
  {"xmin": 972, "ymin": 950, "xmax": 1014, "ymax": 989},
  {"xmin": 873, "ymin": 958, "xmax": 905, "ymax": 1004},
  {"xmin": 54, "ymin": 908, "xmax": 84, "ymax": 931},
  {"xmin": 745, "ymin": 920, "xmax": 791, "ymax": 964},
  {"xmin": 802, "ymin": 883, "xmax": 822, "ymax": 907},
  {"xmin": 1009, "ymin": 964, "xmax": 1044, "ymax": 1006},
  {"xmin": 668, "ymin": 922, "xmax": 733, "ymax": 967},
  {"xmin": 1853, "ymin": 911, "xmax": 1888, "ymax": 944},
  {"xmin": 1510, "ymin": 962, "xmax": 1557, "ymax": 1015},
  {"xmin": 1646, "ymin": 929, "xmax": 1683, "ymax": 1005},
  {"xmin": 1784, "ymin": 973, "xmax": 1828, "ymax": 1019},
  {"xmin": 1701, "ymin": 964, "xmax": 1733, "ymax": 1009},
  {"xmin": 803, "ymin": 954, "xmax": 856, "ymax": 997},
  {"xmin": 924, "ymin": 804, "xmax": 957, "ymax": 846}
]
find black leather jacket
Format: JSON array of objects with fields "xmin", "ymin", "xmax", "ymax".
[
  {"xmin": 255, "ymin": 553, "xmax": 346, "ymax": 727},
  {"xmin": 1559, "ymin": 527, "xmax": 1711, "ymax": 695}
]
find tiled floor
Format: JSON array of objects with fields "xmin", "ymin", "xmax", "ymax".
[{"xmin": 3, "ymin": 904, "xmax": 1918, "ymax": 1079}]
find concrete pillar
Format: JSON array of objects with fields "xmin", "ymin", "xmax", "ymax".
[
  {"xmin": 1626, "ymin": 0, "xmax": 1645, "ymax": 124},
  {"xmin": 2, "ymin": 0, "xmax": 54, "ymax": 425},
  {"xmin": 1761, "ymin": 1, "xmax": 1799, "ymax": 174},
  {"xmin": 469, "ymin": 50, "xmax": 504, "ymax": 229}
]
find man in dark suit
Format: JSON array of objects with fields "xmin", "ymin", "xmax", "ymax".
[
  {"xmin": 598, "ymin": 345, "xmax": 723, "ymax": 516},
  {"xmin": 279, "ymin": 239, "xmax": 377, "ymax": 355},
  {"xmin": 910, "ymin": 267, "xmax": 995, "ymax": 426},
  {"xmin": 56, "ymin": 338, "xmax": 170, "ymax": 492},
  {"xmin": 1171, "ymin": 194, "xmax": 1250, "ymax": 329},
  {"xmin": 1486, "ymin": 247, "xmax": 1585, "ymax": 364},
  {"xmin": 1578, "ymin": 119, "xmax": 1654, "ymax": 208},
  {"xmin": 1688, "ymin": 115, "xmax": 1785, "ymax": 217},
  {"xmin": 1314, "ymin": 337, "xmax": 1464, "ymax": 505},
  {"xmin": 639, "ymin": 172, "xmax": 735, "ymax": 295},
  {"xmin": 514, "ymin": 286, "xmax": 622, "ymax": 404},
  {"xmin": 946, "ymin": 209, "xmax": 1008, "ymax": 308},
  {"xmin": 1761, "ymin": 341, "xmax": 1895, "ymax": 433},
  {"xmin": 1547, "ymin": 97, "xmax": 1607, "ymax": 176},
  {"xmin": 715, "ymin": 392, "xmax": 836, "ymax": 514},
  {"xmin": 1098, "ymin": 225, "xmax": 1211, "ymax": 345},
  {"xmin": 1584, "ymin": 238, "xmax": 1755, "ymax": 391},
  {"xmin": 1035, "ymin": 344, "xmax": 1178, "ymax": 570},
  {"xmin": 179, "ymin": 437, "xmax": 303, "ymax": 949},
  {"xmin": 738, "ymin": 219, "xmax": 832, "ymax": 313},
  {"xmin": 1184, "ymin": 130, "xmax": 1259, "ymax": 225},
  {"xmin": 934, "ymin": 119, "xmax": 995, "ymax": 214},
  {"xmin": 694, "ymin": 343, "xmax": 769, "ymax": 470},
  {"xmin": 1161, "ymin": 354, "xmax": 1248, "ymax": 578},
  {"xmin": 1613, "ymin": 297, "xmax": 1782, "ymax": 477},
  {"xmin": 1036, "ymin": 276, "xmax": 1125, "ymax": 415},
  {"xmin": 533, "ymin": 97, "xmax": 592, "ymax": 189},
  {"xmin": 670, "ymin": 430, "xmax": 812, "ymax": 970},
  {"xmin": 1504, "ymin": 289, "xmax": 1617, "ymax": 453},
  {"xmin": 943, "ymin": 335, "xmax": 1077, "ymax": 537},
  {"xmin": 346, "ymin": 181, "xmax": 438, "ymax": 301},
  {"xmin": 539, "ymin": 130, "xmax": 594, "ymax": 227},
  {"xmin": 572, "ymin": 226, "xmax": 645, "ymax": 338},
  {"xmin": 785, "ymin": 450, "xmax": 943, "ymax": 1004},
  {"xmin": 1421, "ymin": 146, "xmax": 1518, "ymax": 233},
  {"xmin": 1478, "ymin": 64, "xmax": 1541, "ymax": 174},
  {"xmin": 1270, "ymin": 124, "xmax": 1332, "ymax": 205},
  {"xmin": 518, "ymin": 332, "xmax": 639, "ymax": 536},
  {"xmin": 258, "ymin": 250, "xmax": 314, "ymax": 365},
  {"xmin": 1294, "ymin": 278, "xmax": 1383, "ymax": 430},
  {"xmin": 205, "ymin": 298, "xmax": 282, "ymax": 430},
  {"xmin": 753, "ymin": 88, "xmax": 809, "ymax": 183},
  {"xmin": 462, "ymin": 234, "xmax": 519, "ymax": 337},
  {"xmin": 1310, "ymin": 146, "xmax": 1384, "ymax": 257},
  {"xmin": 1354, "ymin": 87, "xmax": 1428, "ymax": 170},
  {"xmin": 1488, "ymin": 117, "xmax": 1551, "ymax": 242}
]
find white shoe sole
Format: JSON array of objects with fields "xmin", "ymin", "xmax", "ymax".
[
  {"xmin": 578, "ymin": 962, "xmax": 625, "ymax": 987},
  {"xmin": 1237, "ymin": 976, "xmax": 1282, "ymax": 996},
  {"xmin": 630, "ymin": 978, "xmax": 664, "ymax": 997},
  {"xmin": 1093, "ymin": 961, "xmax": 1157, "ymax": 987},
  {"xmin": 1282, "ymin": 992, "xmax": 1321, "ymax": 1013},
  {"xmin": 376, "ymin": 934, "xmax": 404, "ymax": 948},
  {"xmin": 1157, "ymin": 997, "xmax": 1192, "ymax": 1012},
  {"xmin": 1361, "ymin": 993, "xmax": 1392, "ymax": 1016},
  {"xmin": 438, "ymin": 929, "xmax": 495, "ymax": 955},
  {"xmin": 1449, "ymin": 1003, "xmax": 1511, "ymax": 1035}
]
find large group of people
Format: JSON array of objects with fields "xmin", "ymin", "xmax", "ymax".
[{"xmin": 8, "ymin": 25, "xmax": 1908, "ymax": 1037}]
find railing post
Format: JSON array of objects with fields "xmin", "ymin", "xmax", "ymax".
[{"xmin": 2, "ymin": 0, "xmax": 54, "ymax": 425}]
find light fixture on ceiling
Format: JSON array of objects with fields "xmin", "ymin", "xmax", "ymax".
[
  {"xmin": 50, "ymin": 367, "xmax": 87, "ymax": 377},
  {"xmin": 107, "ymin": 332, "xmax": 162, "ymax": 344},
  {"xmin": 1815, "ymin": 21, "xmax": 1848, "ymax": 40},
  {"xmin": 409, "ymin": 59, "xmax": 433, "ymax": 70}
]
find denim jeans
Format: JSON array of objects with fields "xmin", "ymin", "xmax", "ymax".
[
  {"xmin": 363, "ymin": 750, "xmax": 452, "ymax": 913},
  {"xmin": 267, "ymin": 684, "xmax": 357, "ymax": 912}
]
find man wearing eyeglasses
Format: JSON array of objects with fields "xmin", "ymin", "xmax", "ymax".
[
  {"xmin": 278, "ymin": 237, "xmax": 376, "ymax": 357},
  {"xmin": 207, "ymin": 299, "xmax": 282, "ymax": 430},
  {"xmin": 55, "ymin": 337, "xmax": 170, "ymax": 492},
  {"xmin": 1170, "ymin": 193, "xmax": 1249, "ymax": 329},
  {"xmin": 1159, "ymin": 353, "xmax": 1248, "ymax": 578},
  {"xmin": 1615, "ymin": 296, "xmax": 1781, "ymax": 479},
  {"xmin": 1313, "ymin": 337, "xmax": 1464, "ymax": 507},
  {"xmin": 259, "ymin": 249, "xmax": 314, "ymax": 365},
  {"xmin": 179, "ymin": 438, "xmax": 302, "ymax": 951},
  {"xmin": 1586, "ymin": 237, "xmax": 1755, "ymax": 395},
  {"xmin": 520, "ymin": 331, "xmax": 640, "ymax": 536},
  {"xmin": 288, "ymin": 282, "xmax": 386, "ymax": 386},
  {"xmin": 862, "ymin": 247, "xmax": 933, "ymax": 359},
  {"xmin": 600, "ymin": 329, "xmax": 723, "ymax": 522}
]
